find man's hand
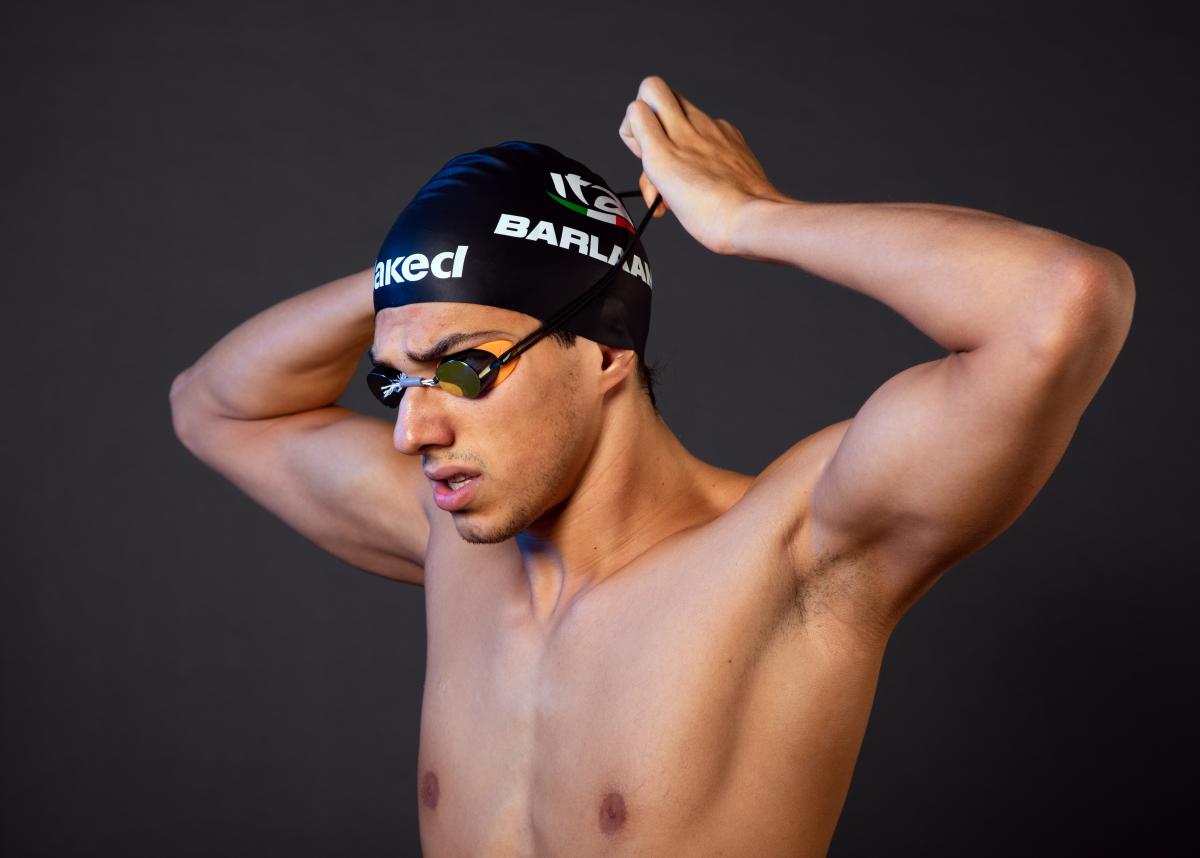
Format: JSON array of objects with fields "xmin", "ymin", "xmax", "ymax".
[{"xmin": 618, "ymin": 75, "xmax": 788, "ymax": 255}]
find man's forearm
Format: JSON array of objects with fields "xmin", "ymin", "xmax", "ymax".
[
  {"xmin": 728, "ymin": 197, "xmax": 1132, "ymax": 353},
  {"xmin": 170, "ymin": 268, "xmax": 376, "ymax": 421}
]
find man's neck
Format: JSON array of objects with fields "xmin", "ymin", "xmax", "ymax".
[{"xmin": 515, "ymin": 396, "xmax": 740, "ymax": 625}]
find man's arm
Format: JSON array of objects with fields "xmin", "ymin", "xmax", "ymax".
[
  {"xmin": 731, "ymin": 198, "xmax": 1135, "ymax": 617},
  {"xmin": 617, "ymin": 75, "xmax": 1134, "ymax": 620},
  {"xmin": 169, "ymin": 269, "xmax": 431, "ymax": 586}
]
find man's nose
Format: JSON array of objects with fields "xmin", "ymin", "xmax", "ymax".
[{"xmin": 393, "ymin": 386, "xmax": 454, "ymax": 455}]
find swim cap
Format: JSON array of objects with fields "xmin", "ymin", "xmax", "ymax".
[{"xmin": 373, "ymin": 141, "xmax": 654, "ymax": 357}]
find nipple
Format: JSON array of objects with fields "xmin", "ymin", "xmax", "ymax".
[
  {"xmin": 421, "ymin": 770, "xmax": 440, "ymax": 810},
  {"xmin": 598, "ymin": 791, "xmax": 627, "ymax": 834}
]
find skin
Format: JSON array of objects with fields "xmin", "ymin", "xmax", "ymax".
[{"xmin": 171, "ymin": 76, "xmax": 1135, "ymax": 856}]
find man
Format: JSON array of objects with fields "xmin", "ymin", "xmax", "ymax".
[{"xmin": 169, "ymin": 75, "xmax": 1134, "ymax": 856}]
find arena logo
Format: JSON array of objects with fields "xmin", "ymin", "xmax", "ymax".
[
  {"xmin": 493, "ymin": 213, "xmax": 653, "ymax": 287},
  {"xmin": 374, "ymin": 245, "xmax": 469, "ymax": 289},
  {"xmin": 546, "ymin": 172, "xmax": 636, "ymax": 233}
]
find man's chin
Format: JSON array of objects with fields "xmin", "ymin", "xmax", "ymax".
[
  {"xmin": 451, "ymin": 499, "xmax": 537, "ymax": 545},
  {"xmin": 452, "ymin": 511, "xmax": 522, "ymax": 545}
]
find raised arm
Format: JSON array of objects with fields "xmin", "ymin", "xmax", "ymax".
[
  {"xmin": 169, "ymin": 269, "xmax": 431, "ymax": 586},
  {"xmin": 618, "ymin": 75, "xmax": 1135, "ymax": 620},
  {"xmin": 732, "ymin": 198, "xmax": 1134, "ymax": 614}
]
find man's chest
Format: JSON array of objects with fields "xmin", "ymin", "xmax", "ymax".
[{"xmin": 414, "ymin": 529, "xmax": 885, "ymax": 856}]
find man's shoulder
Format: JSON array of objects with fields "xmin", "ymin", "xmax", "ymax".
[
  {"xmin": 729, "ymin": 419, "xmax": 894, "ymax": 636},
  {"xmin": 737, "ymin": 419, "xmax": 854, "ymax": 520},
  {"xmin": 683, "ymin": 419, "xmax": 893, "ymax": 638},
  {"xmin": 672, "ymin": 419, "xmax": 854, "ymax": 563}
]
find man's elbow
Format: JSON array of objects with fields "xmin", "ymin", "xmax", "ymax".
[
  {"xmin": 1034, "ymin": 246, "xmax": 1136, "ymax": 363},
  {"xmin": 169, "ymin": 366, "xmax": 205, "ymax": 454},
  {"xmin": 1077, "ymin": 245, "xmax": 1136, "ymax": 326}
]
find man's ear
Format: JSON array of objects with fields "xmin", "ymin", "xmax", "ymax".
[{"xmin": 594, "ymin": 344, "xmax": 638, "ymax": 395}]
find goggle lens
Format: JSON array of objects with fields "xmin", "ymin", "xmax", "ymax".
[
  {"xmin": 435, "ymin": 350, "xmax": 496, "ymax": 399},
  {"xmin": 365, "ymin": 367, "xmax": 404, "ymax": 407}
]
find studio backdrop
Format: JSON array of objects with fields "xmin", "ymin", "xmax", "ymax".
[{"xmin": 2, "ymin": 1, "xmax": 1195, "ymax": 855}]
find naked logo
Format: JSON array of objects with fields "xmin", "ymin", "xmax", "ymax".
[
  {"xmin": 374, "ymin": 245, "xmax": 468, "ymax": 290},
  {"xmin": 546, "ymin": 172, "xmax": 635, "ymax": 234}
]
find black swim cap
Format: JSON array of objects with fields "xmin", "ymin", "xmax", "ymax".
[{"xmin": 373, "ymin": 141, "xmax": 653, "ymax": 357}]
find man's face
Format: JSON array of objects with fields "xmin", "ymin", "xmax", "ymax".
[{"xmin": 372, "ymin": 302, "xmax": 595, "ymax": 544}]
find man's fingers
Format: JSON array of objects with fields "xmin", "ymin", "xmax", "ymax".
[
  {"xmin": 618, "ymin": 113, "xmax": 642, "ymax": 159},
  {"xmin": 619, "ymin": 78, "xmax": 687, "ymax": 220},
  {"xmin": 639, "ymin": 172, "xmax": 669, "ymax": 216},
  {"xmin": 674, "ymin": 90, "xmax": 720, "ymax": 136},
  {"xmin": 618, "ymin": 97, "xmax": 644, "ymax": 158},
  {"xmin": 716, "ymin": 117, "xmax": 745, "ymax": 142},
  {"xmin": 623, "ymin": 99, "xmax": 670, "ymax": 159},
  {"xmin": 636, "ymin": 75, "xmax": 691, "ymax": 139}
]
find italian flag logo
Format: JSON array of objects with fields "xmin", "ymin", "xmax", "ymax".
[{"xmin": 546, "ymin": 171, "xmax": 635, "ymax": 233}]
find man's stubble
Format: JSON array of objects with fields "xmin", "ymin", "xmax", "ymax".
[{"xmin": 453, "ymin": 370, "xmax": 584, "ymax": 546}]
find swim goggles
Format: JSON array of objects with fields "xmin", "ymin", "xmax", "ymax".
[{"xmin": 366, "ymin": 189, "xmax": 662, "ymax": 408}]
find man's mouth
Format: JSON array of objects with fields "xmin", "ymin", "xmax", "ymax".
[
  {"xmin": 425, "ymin": 466, "xmax": 483, "ymax": 511},
  {"xmin": 424, "ymin": 465, "xmax": 482, "ymax": 483}
]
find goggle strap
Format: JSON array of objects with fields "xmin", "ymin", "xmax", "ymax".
[{"xmin": 379, "ymin": 373, "xmax": 437, "ymax": 399}]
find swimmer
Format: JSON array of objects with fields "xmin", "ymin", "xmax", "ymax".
[{"xmin": 169, "ymin": 75, "xmax": 1135, "ymax": 856}]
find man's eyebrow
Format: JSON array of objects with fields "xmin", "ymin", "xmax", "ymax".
[{"xmin": 369, "ymin": 329, "xmax": 509, "ymax": 368}]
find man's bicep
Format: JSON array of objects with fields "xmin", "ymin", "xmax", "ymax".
[
  {"xmin": 805, "ymin": 338, "xmax": 1090, "ymax": 607},
  {"xmin": 177, "ymin": 406, "xmax": 431, "ymax": 586}
]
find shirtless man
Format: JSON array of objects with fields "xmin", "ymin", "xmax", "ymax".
[{"xmin": 168, "ymin": 76, "xmax": 1135, "ymax": 856}]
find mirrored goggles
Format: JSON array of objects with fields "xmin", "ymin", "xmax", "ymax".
[{"xmin": 366, "ymin": 339, "xmax": 517, "ymax": 408}]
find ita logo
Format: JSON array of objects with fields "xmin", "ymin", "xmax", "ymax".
[{"xmin": 546, "ymin": 172, "xmax": 635, "ymax": 233}]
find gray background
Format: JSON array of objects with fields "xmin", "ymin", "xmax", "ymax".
[{"xmin": 3, "ymin": 0, "xmax": 1195, "ymax": 854}]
